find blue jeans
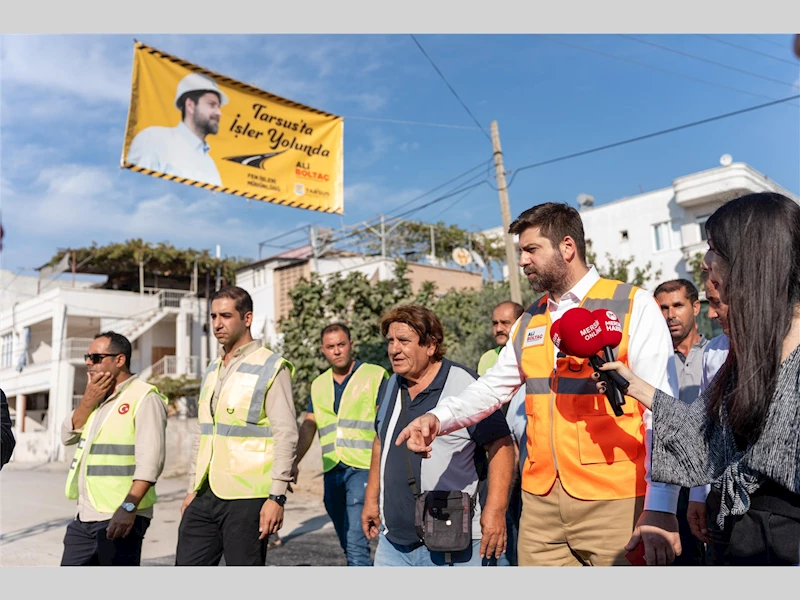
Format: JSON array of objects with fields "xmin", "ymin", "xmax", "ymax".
[
  {"xmin": 374, "ymin": 535, "xmax": 502, "ymax": 566},
  {"xmin": 323, "ymin": 465, "xmax": 372, "ymax": 566}
]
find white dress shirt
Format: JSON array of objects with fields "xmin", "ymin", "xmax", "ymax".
[
  {"xmin": 127, "ymin": 122, "xmax": 223, "ymax": 187},
  {"xmin": 688, "ymin": 333, "xmax": 730, "ymax": 503},
  {"xmin": 429, "ymin": 266, "xmax": 681, "ymax": 513}
]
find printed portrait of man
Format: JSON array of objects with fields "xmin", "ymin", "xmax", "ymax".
[{"xmin": 127, "ymin": 73, "xmax": 228, "ymax": 187}]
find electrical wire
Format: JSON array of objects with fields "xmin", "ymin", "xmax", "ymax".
[
  {"xmin": 384, "ymin": 157, "xmax": 493, "ymax": 216},
  {"xmin": 534, "ymin": 35, "xmax": 797, "ymax": 105},
  {"xmin": 341, "ymin": 115, "xmax": 483, "ymax": 131},
  {"xmin": 430, "ymin": 184, "xmax": 483, "ymax": 219},
  {"xmin": 409, "ymin": 35, "xmax": 492, "ymax": 141},
  {"xmin": 506, "ymin": 93, "xmax": 800, "ymax": 189},
  {"xmin": 619, "ymin": 34, "xmax": 799, "ymax": 88},
  {"xmin": 699, "ymin": 35, "xmax": 800, "ymax": 67},
  {"xmin": 750, "ymin": 34, "xmax": 794, "ymax": 50}
]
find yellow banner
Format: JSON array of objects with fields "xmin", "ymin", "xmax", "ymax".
[{"xmin": 121, "ymin": 42, "xmax": 344, "ymax": 214}]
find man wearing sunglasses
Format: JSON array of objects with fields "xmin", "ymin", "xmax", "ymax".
[{"xmin": 60, "ymin": 331, "xmax": 169, "ymax": 566}]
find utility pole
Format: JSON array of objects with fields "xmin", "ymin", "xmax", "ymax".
[
  {"xmin": 309, "ymin": 225, "xmax": 320, "ymax": 273},
  {"xmin": 380, "ymin": 215, "xmax": 386, "ymax": 258},
  {"xmin": 215, "ymin": 245, "xmax": 221, "ymax": 291},
  {"xmin": 491, "ymin": 120, "xmax": 522, "ymax": 305}
]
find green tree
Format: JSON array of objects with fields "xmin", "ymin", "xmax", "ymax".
[
  {"xmin": 687, "ymin": 252, "xmax": 706, "ymax": 287},
  {"xmin": 148, "ymin": 374, "xmax": 201, "ymax": 413},
  {"xmin": 277, "ymin": 260, "xmax": 540, "ymax": 413}
]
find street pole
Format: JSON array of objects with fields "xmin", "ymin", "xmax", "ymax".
[
  {"xmin": 215, "ymin": 245, "xmax": 221, "ymax": 291},
  {"xmin": 491, "ymin": 120, "xmax": 522, "ymax": 305},
  {"xmin": 139, "ymin": 258, "xmax": 144, "ymax": 296},
  {"xmin": 309, "ymin": 225, "xmax": 320, "ymax": 273},
  {"xmin": 380, "ymin": 215, "xmax": 386, "ymax": 259}
]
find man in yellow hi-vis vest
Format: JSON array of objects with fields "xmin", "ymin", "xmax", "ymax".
[
  {"xmin": 176, "ymin": 286, "xmax": 298, "ymax": 566},
  {"xmin": 61, "ymin": 331, "xmax": 168, "ymax": 566},
  {"xmin": 293, "ymin": 323, "xmax": 388, "ymax": 566},
  {"xmin": 477, "ymin": 300, "xmax": 524, "ymax": 566},
  {"xmin": 399, "ymin": 202, "xmax": 683, "ymax": 567}
]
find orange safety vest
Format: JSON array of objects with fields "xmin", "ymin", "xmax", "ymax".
[{"xmin": 512, "ymin": 278, "xmax": 646, "ymax": 501}]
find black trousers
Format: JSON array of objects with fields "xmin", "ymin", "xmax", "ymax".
[
  {"xmin": 176, "ymin": 485, "xmax": 268, "ymax": 566},
  {"xmin": 707, "ymin": 481, "xmax": 800, "ymax": 566},
  {"xmin": 61, "ymin": 516, "xmax": 150, "ymax": 566}
]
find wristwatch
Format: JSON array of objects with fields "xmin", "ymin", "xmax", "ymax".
[
  {"xmin": 120, "ymin": 502, "xmax": 136, "ymax": 513},
  {"xmin": 268, "ymin": 494, "xmax": 287, "ymax": 507}
]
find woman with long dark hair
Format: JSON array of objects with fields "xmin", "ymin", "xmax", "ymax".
[{"xmin": 597, "ymin": 191, "xmax": 800, "ymax": 565}]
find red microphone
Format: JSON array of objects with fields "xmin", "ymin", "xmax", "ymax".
[
  {"xmin": 558, "ymin": 307, "xmax": 628, "ymax": 416},
  {"xmin": 549, "ymin": 318, "xmax": 572, "ymax": 356}
]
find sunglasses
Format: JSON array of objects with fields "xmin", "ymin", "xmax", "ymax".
[{"xmin": 84, "ymin": 353, "xmax": 121, "ymax": 364}]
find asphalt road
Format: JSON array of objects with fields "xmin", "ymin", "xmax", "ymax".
[{"xmin": 0, "ymin": 459, "xmax": 371, "ymax": 566}]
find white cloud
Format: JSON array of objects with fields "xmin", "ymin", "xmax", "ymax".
[{"xmin": 0, "ymin": 35, "xmax": 132, "ymax": 105}]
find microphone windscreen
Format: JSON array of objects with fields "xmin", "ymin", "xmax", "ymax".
[
  {"xmin": 592, "ymin": 308, "xmax": 623, "ymax": 349},
  {"xmin": 558, "ymin": 307, "xmax": 605, "ymax": 358},
  {"xmin": 550, "ymin": 319, "xmax": 565, "ymax": 352}
]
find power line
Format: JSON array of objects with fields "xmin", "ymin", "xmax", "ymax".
[
  {"xmin": 409, "ymin": 35, "xmax": 492, "ymax": 141},
  {"xmin": 700, "ymin": 34, "xmax": 800, "ymax": 67},
  {"xmin": 341, "ymin": 115, "xmax": 483, "ymax": 131},
  {"xmin": 750, "ymin": 34, "xmax": 793, "ymax": 50},
  {"xmin": 535, "ymin": 34, "xmax": 797, "ymax": 105},
  {"xmin": 385, "ymin": 157, "xmax": 493, "ymax": 216},
  {"xmin": 619, "ymin": 34, "xmax": 799, "ymax": 88},
  {"xmin": 430, "ymin": 184, "xmax": 483, "ymax": 219},
  {"xmin": 506, "ymin": 94, "xmax": 800, "ymax": 189}
]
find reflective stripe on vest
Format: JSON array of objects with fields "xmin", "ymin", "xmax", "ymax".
[
  {"xmin": 65, "ymin": 378, "xmax": 168, "ymax": 513},
  {"xmin": 513, "ymin": 278, "xmax": 647, "ymax": 501},
  {"xmin": 311, "ymin": 363, "xmax": 386, "ymax": 472},
  {"xmin": 193, "ymin": 347, "xmax": 294, "ymax": 499}
]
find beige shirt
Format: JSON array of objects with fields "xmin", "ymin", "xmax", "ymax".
[
  {"xmin": 62, "ymin": 375, "xmax": 168, "ymax": 522},
  {"xmin": 187, "ymin": 340, "xmax": 297, "ymax": 496}
]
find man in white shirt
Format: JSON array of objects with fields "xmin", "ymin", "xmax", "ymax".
[
  {"xmin": 127, "ymin": 73, "xmax": 227, "ymax": 187},
  {"xmin": 398, "ymin": 202, "xmax": 682, "ymax": 566},
  {"xmin": 686, "ymin": 271, "xmax": 730, "ymax": 546}
]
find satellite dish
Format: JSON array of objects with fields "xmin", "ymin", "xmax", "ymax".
[
  {"xmin": 720, "ymin": 154, "xmax": 733, "ymax": 167},
  {"xmin": 451, "ymin": 247, "xmax": 473, "ymax": 267}
]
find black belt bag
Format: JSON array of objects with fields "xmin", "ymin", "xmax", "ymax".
[
  {"xmin": 414, "ymin": 490, "xmax": 474, "ymax": 552},
  {"xmin": 400, "ymin": 388, "xmax": 474, "ymax": 554}
]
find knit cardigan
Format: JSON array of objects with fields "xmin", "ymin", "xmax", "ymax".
[{"xmin": 650, "ymin": 345, "xmax": 800, "ymax": 527}]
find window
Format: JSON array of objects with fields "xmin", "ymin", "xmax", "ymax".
[
  {"xmin": 652, "ymin": 221, "xmax": 672, "ymax": 252},
  {"xmin": 696, "ymin": 214, "xmax": 711, "ymax": 241},
  {"xmin": 1, "ymin": 333, "xmax": 12, "ymax": 368}
]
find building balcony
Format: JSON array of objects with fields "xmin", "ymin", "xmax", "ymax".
[{"xmin": 672, "ymin": 163, "xmax": 781, "ymax": 209}]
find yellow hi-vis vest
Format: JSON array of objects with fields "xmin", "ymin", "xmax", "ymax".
[
  {"xmin": 193, "ymin": 346, "xmax": 294, "ymax": 500},
  {"xmin": 65, "ymin": 378, "xmax": 168, "ymax": 513},
  {"xmin": 311, "ymin": 363, "xmax": 387, "ymax": 472},
  {"xmin": 477, "ymin": 347, "xmax": 501, "ymax": 376},
  {"xmin": 512, "ymin": 278, "xmax": 647, "ymax": 501}
]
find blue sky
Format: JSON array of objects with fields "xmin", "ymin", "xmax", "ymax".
[{"xmin": 1, "ymin": 33, "xmax": 798, "ymax": 274}]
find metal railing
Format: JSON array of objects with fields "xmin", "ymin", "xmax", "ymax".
[
  {"xmin": 64, "ymin": 338, "xmax": 94, "ymax": 362},
  {"xmin": 157, "ymin": 289, "xmax": 189, "ymax": 309},
  {"xmin": 141, "ymin": 355, "xmax": 199, "ymax": 381}
]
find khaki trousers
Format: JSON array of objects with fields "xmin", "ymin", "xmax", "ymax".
[{"xmin": 518, "ymin": 477, "xmax": 644, "ymax": 566}]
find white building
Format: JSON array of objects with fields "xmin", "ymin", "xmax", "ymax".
[
  {"xmin": 482, "ymin": 161, "xmax": 798, "ymax": 292},
  {"xmin": 236, "ymin": 247, "xmax": 483, "ymax": 349},
  {"xmin": 0, "ymin": 279, "xmax": 206, "ymax": 463}
]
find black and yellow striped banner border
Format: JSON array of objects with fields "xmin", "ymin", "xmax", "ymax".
[
  {"xmin": 134, "ymin": 41, "xmax": 341, "ymax": 122},
  {"xmin": 121, "ymin": 162, "xmax": 343, "ymax": 214}
]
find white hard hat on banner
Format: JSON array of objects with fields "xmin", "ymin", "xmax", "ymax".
[{"xmin": 174, "ymin": 73, "xmax": 229, "ymax": 108}]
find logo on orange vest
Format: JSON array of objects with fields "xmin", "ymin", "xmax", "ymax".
[
  {"xmin": 118, "ymin": 404, "xmax": 130, "ymax": 415},
  {"xmin": 523, "ymin": 326, "xmax": 546, "ymax": 348}
]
